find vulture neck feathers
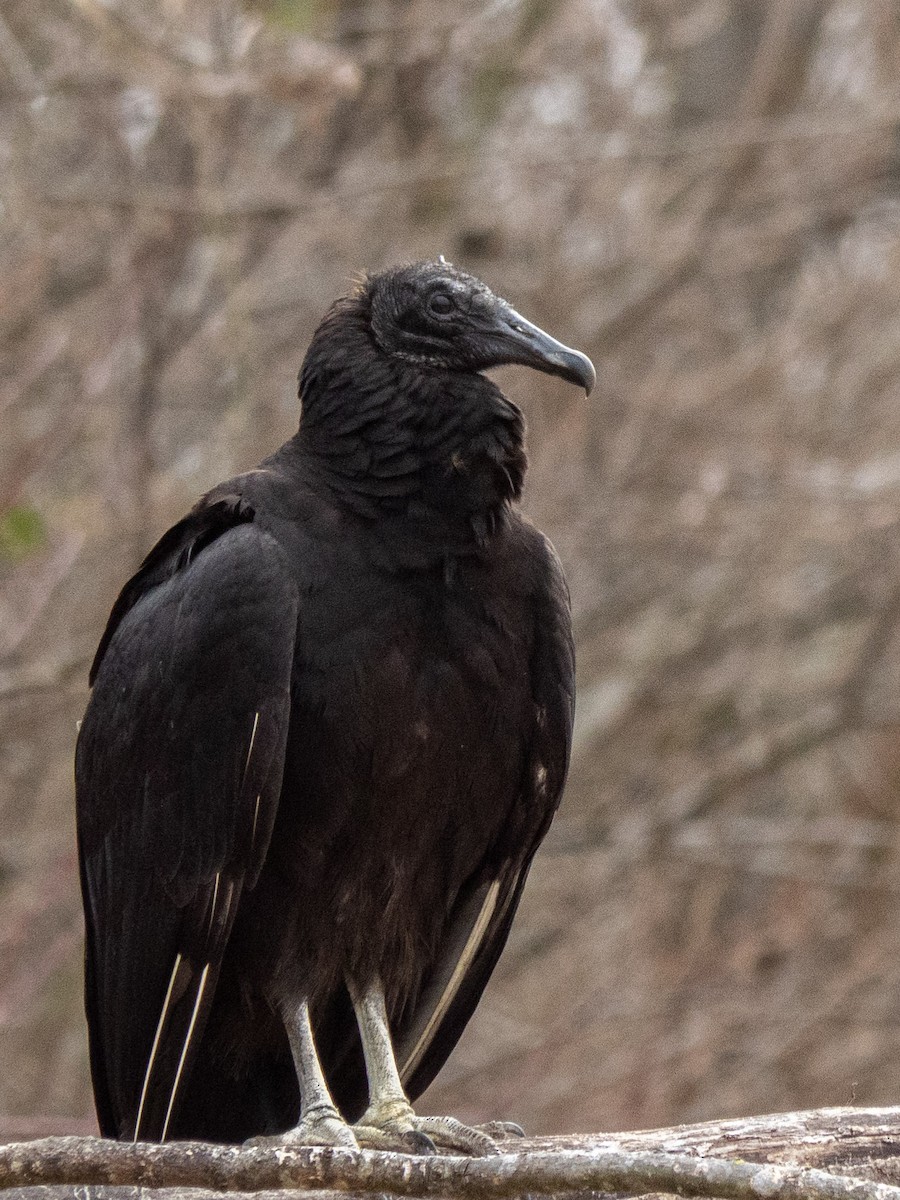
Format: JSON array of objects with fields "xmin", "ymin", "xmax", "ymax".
[{"xmin": 294, "ymin": 294, "xmax": 526, "ymax": 541}]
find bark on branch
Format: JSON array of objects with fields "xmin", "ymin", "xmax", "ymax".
[{"xmin": 4, "ymin": 1107, "xmax": 900, "ymax": 1199}]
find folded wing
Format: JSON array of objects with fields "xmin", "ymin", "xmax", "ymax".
[
  {"xmin": 325, "ymin": 533, "xmax": 575, "ymax": 1117},
  {"xmin": 398, "ymin": 540, "xmax": 575, "ymax": 1102},
  {"xmin": 76, "ymin": 499, "xmax": 298, "ymax": 1140}
]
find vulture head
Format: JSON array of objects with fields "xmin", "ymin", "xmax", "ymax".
[{"xmin": 364, "ymin": 260, "xmax": 596, "ymax": 395}]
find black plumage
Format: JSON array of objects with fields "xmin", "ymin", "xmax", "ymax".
[{"xmin": 75, "ymin": 260, "xmax": 593, "ymax": 1148}]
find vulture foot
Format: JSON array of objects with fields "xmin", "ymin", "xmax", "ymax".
[
  {"xmin": 246, "ymin": 1103, "xmax": 359, "ymax": 1150},
  {"xmin": 476, "ymin": 1120, "xmax": 526, "ymax": 1140},
  {"xmin": 354, "ymin": 1099, "xmax": 498, "ymax": 1156}
]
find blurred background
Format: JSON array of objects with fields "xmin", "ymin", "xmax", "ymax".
[{"xmin": 4, "ymin": 0, "xmax": 900, "ymax": 1143}]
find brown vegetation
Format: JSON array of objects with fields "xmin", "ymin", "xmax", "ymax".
[{"xmin": 5, "ymin": 0, "xmax": 900, "ymax": 1141}]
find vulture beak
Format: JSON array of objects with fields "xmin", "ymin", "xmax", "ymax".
[{"xmin": 489, "ymin": 304, "xmax": 596, "ymax": 396}]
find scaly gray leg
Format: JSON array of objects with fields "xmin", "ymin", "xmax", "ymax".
[
  {"xmin": 349, "ymin": 978, "xmax": 498, "ymax": 1156},
  {"xmin": 246, "ymin": 997, "xmax": 358, "ymax": 1148}
]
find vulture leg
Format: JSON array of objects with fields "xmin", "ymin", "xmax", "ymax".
[
  {"xmin": 350, "ymin": 980, "xmax": 498, "ymax": 1156},
  {"xmin": 247, "ymin": 999, "xmax": 358, "ymax": 1148}
]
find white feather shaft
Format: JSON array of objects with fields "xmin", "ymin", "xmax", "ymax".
[{"xmin": 400, "ymin": 879, "xmax": 500, "ymax": 1084}]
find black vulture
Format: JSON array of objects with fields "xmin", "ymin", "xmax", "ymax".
[{"xmin": 75, "ymin": 260, "xmax": 594, "ymax": 1152}]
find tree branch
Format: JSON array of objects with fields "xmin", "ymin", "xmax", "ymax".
[{"xmin": 5, "ymin": 1109, "xmax": 900, "ymax": 1199}]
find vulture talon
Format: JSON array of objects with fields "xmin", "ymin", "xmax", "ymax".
[
  {"xmin": 354, "ymin": 1112, "xmax": 496, "ymax": 1157},
  {"xmin": 414, "ymin": 1115, "xmax": 499, "ymax": 1156},
  {"xmin": 352, "ymin": 1124, "xmax": 436, "ymax": 1154},
  {"xmin": 245, "ymin": 1109, "xmax": 358, "ymax": 1150},
  {"xmin": 403, "ymin": 1129, "xmax": 439, "ymax": 1155},
  {"xmin": 477, "ymin": 1120, "xmax": 526, "ymax": 1140}
]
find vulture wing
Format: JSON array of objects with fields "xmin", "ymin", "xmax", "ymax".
[
  {"xmin": 326, "ymin": 534, "xmax": 575, "ymax": 1118},
  {"xmin": 399, "ymin": 538, "xmax": 575, "ymax": 1102},
  {"xmin": 76, "ymin": 497, "xmax": 298, "ymax": 1141}
]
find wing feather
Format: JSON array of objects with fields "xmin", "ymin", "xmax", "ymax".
[
  {"xmin": 326, "ymin": 530, "xmax": 575, "ymax": 1117},
  {"xmin": 76, "ymin": 509, "xmax": 298, "ymax": 1140},
  {"xmin": 398, "ymin": 879, "xmax": 501, "ymax": 1085},
  {"xmin": 396, "ymin": 533, "xmax": 575, "ymax": 1103}
]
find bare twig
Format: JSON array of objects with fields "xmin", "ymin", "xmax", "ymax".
[
  {"xmin": 67, "ymin": 0, "xmax": 218, "ymax": 71},
  {"xmin": 0, "ymin": 533, "xmax": 85, "ymax": 659},
  {"xmin": 0, "ymin": 1116, "xmax": 95, "ymax": 1140},
  {"xmin": 0, "ymin": 329, "xmax": 70, "ymax": 420},
  {"xmin": 659, "ymin": 703, "xmax": 844, "ymax": 826},
  {"xmin": 0, "ymin": 915, "xmax": 82, "ymax": 1028},
  {"xmin": 0, "ymin": 11, "xmax": 44, "ymax": 98}
]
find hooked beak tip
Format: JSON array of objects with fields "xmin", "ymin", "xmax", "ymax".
[{"xmin": 545, "ymin": 348, "xmax": 596, "ymax": 396}]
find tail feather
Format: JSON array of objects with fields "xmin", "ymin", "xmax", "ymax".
[{"xmin": 130, "ymin": 955, "xmax": 219, "ymax": 1141}]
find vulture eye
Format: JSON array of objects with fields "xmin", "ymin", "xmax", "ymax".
[{"xmin": 428, "ymin": 292, "xmax": 454, "ymax": 316}]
